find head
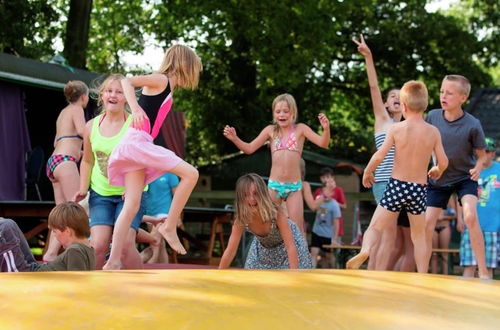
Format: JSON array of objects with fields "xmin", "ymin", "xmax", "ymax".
[
  {"xmin": 48, "ymin": 202, "xmax": 90, "ymax": 247},
  {"xmin": 384, "ymin": 88, "xmax": 401, "ymax": 116},
  {"xmin": 157, "ymin": 44, "xmax": 202, "ymax": 90},
  {"xmin": 399, "ymin": 80, "xmax": 428, "ymax": 114},
  {"xmin": 319, "ymin": 167, "xmax": 336, "ymax": 188},
  {"xmin": 94, "ymin": 74, "xmax": 127, "ymax": 114},
  {"xmin": 64, "ymin": 80, "xmax": 89, "ymax": 106},
  {"xmin": 272, "ymin": 93, "xmax": 298, "ymax": 127},
  {"xmin": 440, "ymin": 75, "xmax": 470, "ymax": 111},
  {"xmin": 485, "ymin": 137, "xmax": 497, "ymax": 164},
  {"xmin": 234, "ymin": 173, "xmax": 276, "ymax": 226}
]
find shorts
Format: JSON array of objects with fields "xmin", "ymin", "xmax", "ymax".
[
  {"xmin": 311, "ymin": 232, "xmax": 331, "ymax": 252},
  {"xmin": 268, "ymin": 179, "xmax": 302, "ymax": 200},
  {"xmin": 460, "ymin": 229, "xmax": 499, "ymax": 268},
  {"xmin": 373, "ymin": 181, "xmax": 410, "ymax": 227},
  {"xmin": 427, "ymin": 178, "xmax": 478, "ymax": 209},
  {"xmin": 88, "ymin": 189, "xmax": 147, "ymax": 231},
  {"xmin": 379, "ymin": 178, "xmax": 427, "ymax": 215}
]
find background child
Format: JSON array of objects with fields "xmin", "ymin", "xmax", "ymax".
[
  {"xmin": 1, "ymin": 202, "xmax": 95, "ymax": 272},
  {"xmin": 430, "ymin": 195, "xmax": 458, "ymax": 274},
  {"xmin": 44, "ymin": 80, "xmax": 88, "ymax": 262},
  {"xmin": 223, "ymin": 94, "xmax": 330, "ymax": 234},
  {"xmin": 74, "ymin": 74, "xmax": 145, "ymax": 270},
  {"xmin": 104, "ymin": 45, "xmax": 203, "ymax": 269},
  {"xmin": 219, "ymin": 173, "xmax": 312, "ymax": 269},
  {"xmin": 424, "ymin": 75, "xmax": 490, "ymax": 279},
  {"xmin": 459, "ymin": 137, "xmax": 500, "ymax": 278},
  {"xmin": 347, "ymin": 80, "xmax": 448, "ymax": 273}
]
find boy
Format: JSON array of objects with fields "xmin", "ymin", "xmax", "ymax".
[
  {"xmin": 0, "ymin": 201, "xmax": 95, "ymax": 272},
  {"xmin": 347, "ymin": 80, "xmax": 448, "ymax": 272},
  {"xmin": 460, "ymin": 137, "xmax": 499, "ymax": 278},
  {"xmin": 424, "ymin": 75, "xmax": 490, "ymax": 278}
]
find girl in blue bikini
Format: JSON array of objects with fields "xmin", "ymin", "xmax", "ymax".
[{"xmin": 223, "ymin": 94, "xmax": 330, "ymax": 234}]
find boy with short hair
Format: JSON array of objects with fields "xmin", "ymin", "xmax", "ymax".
[
  {"xmin": 0, "ymin": 201, "xmax": 95, "ymax": 272},
  {"xmin": 424, "ymin": 75, "xmax": 490, "ymax": 278},
  {"xmin": 460, "ymin": 138, "xmax": 499, "ymax": 278},
  {"xmin": 347, "ymin": 80, "xmax": 448, "ymax": 272}
]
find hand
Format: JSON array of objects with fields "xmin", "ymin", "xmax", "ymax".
[
  {"xmin": 469, "ymin": 167, "xmax": 481, "ymax": 181},
  {"xmin": 428, "ymin": 166, "xmax": 443, "ymax": 180},
  {"xmin": 352, "ymin": 34, "xmax": 372, "ymax": 57},
  {"xmin": 223, "ymin": 125, "xmax": 237, "ymax": 141},
  {"xmin": 318, "ymin": 113, "xmax": 330, "ymax": 130},
  {"xmin": 145, "ymin": 216, "xmax": 165, "ymax": 226},
  {"xmin": 362, "ymin": 171, "xmax": 375, "ymax": 188},
  {"xmin": 73, "ymin": 190, "xmax": 87, "ymax": 203},
  {"xmin": 131, "ymin": 107, "xmax": 149, "ymax": 130}
]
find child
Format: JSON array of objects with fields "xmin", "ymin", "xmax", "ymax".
[
  {"xmin": 223, "ymin": 94, "xmax": 330, "ymax": 234},
  {"xmin": 0, "ymin": 202, "xmax": 95, "ymax": 272},
  {"xmin": 74, "ymin": 74, "xmax": 145, "ymax": 270},
  {"xmin": 352, "ymin": 34, "xmax": 413, "ymax": 272},
  {"xmin": 346, "ymin": 80, "xmax": 448, "ymax": 273},
  {"xmin": 430, "ymin": 195, "xmax": 458, "ymax": 274},
  {"xmin": 44, "ymin": 80, "xmax": 88, "ymax": 262},
  {"xmin": 219, "ymin": 173, "xmax": 312, "ymax": 269},
  {"xmin": 460, "ymin": 137, "xmax": 500, "ymax": 278},
  {"xmin": 103, "ymin": 45, "xmax": 202, "ymax": 269},
  {"xmin": 424, "ymin": 75, "xmax": 490, "ymax": 279}
]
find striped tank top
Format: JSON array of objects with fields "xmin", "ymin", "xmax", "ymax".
[{"xmin": 374, "ymin": 132, "xmax": 395, "ymax": 182}]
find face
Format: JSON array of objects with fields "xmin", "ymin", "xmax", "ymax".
[
  {"xmin": 440, "ymin": 80, "xmax": 467, "ymax": 111},
  {"xmin": 101, "ymin": 80, "xmax": 126, "ymax": 113},
  {"xmin": 51, "ymin": 227, "xmax": 72, "ymax": 248},
  {"xmin": 320, "ymin": 174, "xmax": 336, "ymax": 188},
  {"xmin": 244, "ymin": 183, "xmax": 258, "ymax": 209},
  {"xmin": 273, "ymin": 101, "xmax": 293, "ymax": 127},
  {"xmin": 385, "ymin": 89, "xmax": 401, "ymax": 114}
]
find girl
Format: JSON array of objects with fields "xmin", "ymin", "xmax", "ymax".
[
  {"xmin": 44, "ymin": 80, "xmax": 88, "ymax": 262},
  {"xmin": 352, "ymin": 34, "xmax": 414, "ymax": 271},
  {"xmin": 219, "ymin": 173, "xmax": 312, "ymax": 269},
  {"xmin": 223, "ymin": 94, "xmax": 330, "ymax": 234},
  {"xmin": 104, "ymin": 45, "xmax": 202, "ymax": 269},
  {"xmin": 74, "ymin": 74, "xmax": 145, "ymax": 270},
  {"xmin": 431, "ymin": 195, "xmax": 458, "ymax": 274}
]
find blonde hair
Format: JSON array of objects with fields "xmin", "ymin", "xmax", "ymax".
[
  {"xmin": 64, "ymin": 80, "xmax": 88, "ymax": 103},
  {"xmin": 234, "ymin": 173, "xmax": 277, "ymax": 226},
  {"xmin": 400, "ymin": 80, "xmax": 428, "ymax": 113},
  {"xmin": 48, "ymin": 201, "xmax": 90, "ymax": 239},
  {"xmin": 92, "ymin": 73, "xmax": 126, "ymax": 109},
  {"xmin": 443, "ymin": 75, "xmax": 471, "ymax": 97},
  {"xmin": 272, "ymin": 93, "xmax": 298, "ymax": 139},
  {"xmin": 157, "ymin": 45, "xmax": 203, "ymax": 90}
]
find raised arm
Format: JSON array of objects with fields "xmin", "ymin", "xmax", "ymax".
[
  {"xmin": 301, "ymin": 113, "xmax": 330, "ymax": 148},
  {"xmin": 352, "ymin": 34, "xmax": 391, "ymax": 129},
  {"xmin": 223, "ymin": 125, "xmax": 271, "ymax": 154},
  {"xmin": 218, "ymin": 222, "xmax": 245, "ymax": 269},
  {"xmin": 276, "ymin": 210, "xmax": 299, "ymax": 269},
  {"xmin": 363, "ymin": 125, "xmax": 395, "ymax": 187},
  {"xmin": 428, "ymin": 128, "xmax": 449, "ymax": 180},
  {"xmin": 74, "ymin": 121, "xmax": 94, "ymax": 202}
]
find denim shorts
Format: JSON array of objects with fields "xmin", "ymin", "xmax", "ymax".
[
  {"xmin": 88, "ymin": 189, "xmax": 147, "ymax": 231},
  {"xmin": 427, "ymin": 178, "xmax": 478, "ymax": 209}
]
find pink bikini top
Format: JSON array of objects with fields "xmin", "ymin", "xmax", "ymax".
[{"xmin": 271, "ymin": 126, "xmax": 301, "ymax": 154}]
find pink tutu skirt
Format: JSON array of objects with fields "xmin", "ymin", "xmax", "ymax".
[{"xmin": 108, "ymin": 128, "xmax": 182, "ymax": 187}]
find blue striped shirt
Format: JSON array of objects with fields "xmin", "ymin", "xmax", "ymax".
[{"xmin": 374, "ymin": 132, "xmax": 394, "ymax": 182}]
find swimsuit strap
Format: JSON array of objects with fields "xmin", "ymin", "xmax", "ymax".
[
  {"xmin": 98, "ymin": 112, "xmax": 127, "ymax": 127},
  {"xmin": 56, "ymin": 135, "xmax": 83, "ymax": 142},
  {"xmin": 150, "ymin": 92, "xmax": 173, "ymax": 139}
]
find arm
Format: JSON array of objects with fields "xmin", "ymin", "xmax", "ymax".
[
  {"xmin": 301, "ymin": 113, "xmax": 330, "ymax": 148},
  {"xmin": 428, "ymin": 129, "xmax": 449, "ymax": 180},
  {"xmin": 363, "ymin": 126, "xmax": 395, "ymax": 187},
  {"xmin": 276, "ymin": 210, "xmax": 299, "ymax": 269},
  {"xmin": 218, "ymin": 222, "xmax": 245, "ymax": 269},
  {"xmin": 136, "ymin": 228, "xmax": 160, "ymax": 246},
  {"xmin": 336, "ymin": 187, "xmax": 347, "ymax": 209},
  {"xmin": 332, "ymin": 218, "xmax": 340, "ymax": 245},
  {"xmin": 142, "ymin": 215, "xmax": 165, "ymax": 226},
  {"xmin": 352, "ymin": 34, "xmax": 391, "ymax": 129},
  {"xmin": 302, "ymin": 182, "xmax": 324, "ymax": 211},
  {"xmin": 470, "ymin": 149, "xmax": 487, "ymax": 181},
  {"xmin": 223, "ymin": 125, "xmax": 271, "ymax": 154},
  {"xmin": 74, "ymin": 121, "xmax": 94, "ymax": 202}
]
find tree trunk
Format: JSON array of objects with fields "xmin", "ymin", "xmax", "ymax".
[{"xmin": 63, "ymin": 0, "xmax": 93, "ymax": 69}]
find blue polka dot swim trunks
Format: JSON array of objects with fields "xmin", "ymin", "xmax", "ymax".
[{"xmin": 379, "ymin": 177, "xmax": 427, "ymax": 215}]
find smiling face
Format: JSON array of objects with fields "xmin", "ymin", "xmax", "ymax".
[
  {"xmin": 100, "ymin": 79, "xmax": 126, "ymax": 113},
  {"xmin": 440, "ymin": 79, "xmax": 468, "ymax": 111},
  {"xmin": 385, "ymin": 89, "xmax": 401, "ymax": 114},
  {"xmin": 273, "ymin": 101, "xmax": 294, "ymax": 127}
]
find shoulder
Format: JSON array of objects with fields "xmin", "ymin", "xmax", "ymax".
[{"xmin": 425, "ymin": 109, "xmax": 441, "ymax": 121}]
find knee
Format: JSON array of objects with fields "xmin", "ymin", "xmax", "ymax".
[
  {"xmin": 92, "ymin": 242, "xmax": 110, "ymax": 256},
  {"xmin": 463, "ymin": 214, "xmax": 478, "ymax": 228}
]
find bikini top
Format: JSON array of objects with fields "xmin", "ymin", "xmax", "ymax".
[
  {"xmin": 138, "ymin": 82, "xmax": 173, "ymax": 139},
  {"xmin": 271, "ymin": 126, "xmax": 301, "ymax": 154},
  {"xmin": 55, "ymin": 134, "xmax": 83, "ymax": 142}
]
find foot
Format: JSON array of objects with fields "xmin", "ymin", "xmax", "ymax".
[
  {"xmin": 102, "ymin": 261, "xmax": 122, "ymax": 270},
  {"xmin": 346, "ymin": 251, "xmax": 369, "ymax": 269},
  {"xmin": 478, "ymin": 271, "xmax": 492, "ymax": 280},
  {"xmin": 158, "ymin": 225, "xmax": 187, "ymax": 255}
]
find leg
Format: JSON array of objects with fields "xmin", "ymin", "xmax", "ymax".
[
  {"xmin": 90, "ymin": 225, "xmax": 112, "ymax": 270},
  {"xmin": 158, "ymin": 161, "xmax": 198, "ymax": 254},
  {"xmin": 461, "ymin": 195, "xmax": 489, "ymax": 279},
  {"xmin": 347, "ymin": 206, "xmax": 398, "ymax": 269},
  {"xmin": 424, "ymin": 207, "xmax": 442, "ymax": 267},
  {"xmin": 104, "ymin": 170, "xmax": 145, "ymax": 270},
  {"xmin": 439, "ymin": 225, "xmax": 451, "ymax": 275},
  {"xmin": 121, "ymin": 228, "xmax": 143, "ymax": 269},
  {"xmin": 310, "ymin": 247, "xmax": 320, "ymax": 268},
  {"xmin": 386, "ymin": 226, "xmax": 404, "ymax": 271},
  {"xmin": 408, "ymin": 213, "xmax": 428, "ymax": 273},
  {"xmin": 374, "ymin": 215, "xmax": 397, "ymax": 270},
  {"xmin": 285, "ymin": 191, "xmax": 305, "ymax": 234},
  {"xmin": 430, "ymin": 229, "xmax": 439, "ymax": 273},
  {"xmin": 463, "ymin": 266, "xmax": 476, "ymax": 277},
  {"xmin": 399, "ymin": 227, "xmax": 416, "ymax": 272}
]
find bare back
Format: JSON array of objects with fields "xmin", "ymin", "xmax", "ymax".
[
  {"xmin": 53, "ymin": 104, "xmax": 85, "ymax": 160},
  {"xmin": 391, "ymin": 119, "xmax": 438, "ymax": 184}
]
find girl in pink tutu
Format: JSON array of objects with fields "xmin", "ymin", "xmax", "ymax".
[{"xmin": 104, "ymin": 45, "xmax": 202, "ymax": 269}]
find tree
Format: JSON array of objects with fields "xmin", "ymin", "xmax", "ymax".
[{"xmin": 63, "ymin": 0, "xmax": 92, "ymax": 69}]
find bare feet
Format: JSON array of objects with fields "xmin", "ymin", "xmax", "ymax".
[
  {"xmin": 102, "ymin": 261, "xmax": 122, "ymax": 270},
  {"xmin": 158, "ymin": 224, "xmax": 186, "ymax": 255},
  {"xmin": 478, "ymin": 272, "xmax": 492, "ymax": 280},
  {"xmin": 346, "ymin": 251, "xmax": 369, "ymax": 269}
]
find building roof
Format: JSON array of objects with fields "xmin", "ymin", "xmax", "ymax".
[{"xmin": 467, "ymin": 87, "xmax": 500, "ymax": 153}]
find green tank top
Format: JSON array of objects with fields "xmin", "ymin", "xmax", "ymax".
[{"xmin": 90, "ymin": 113, "xmax": 131, "ymax": 196}]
